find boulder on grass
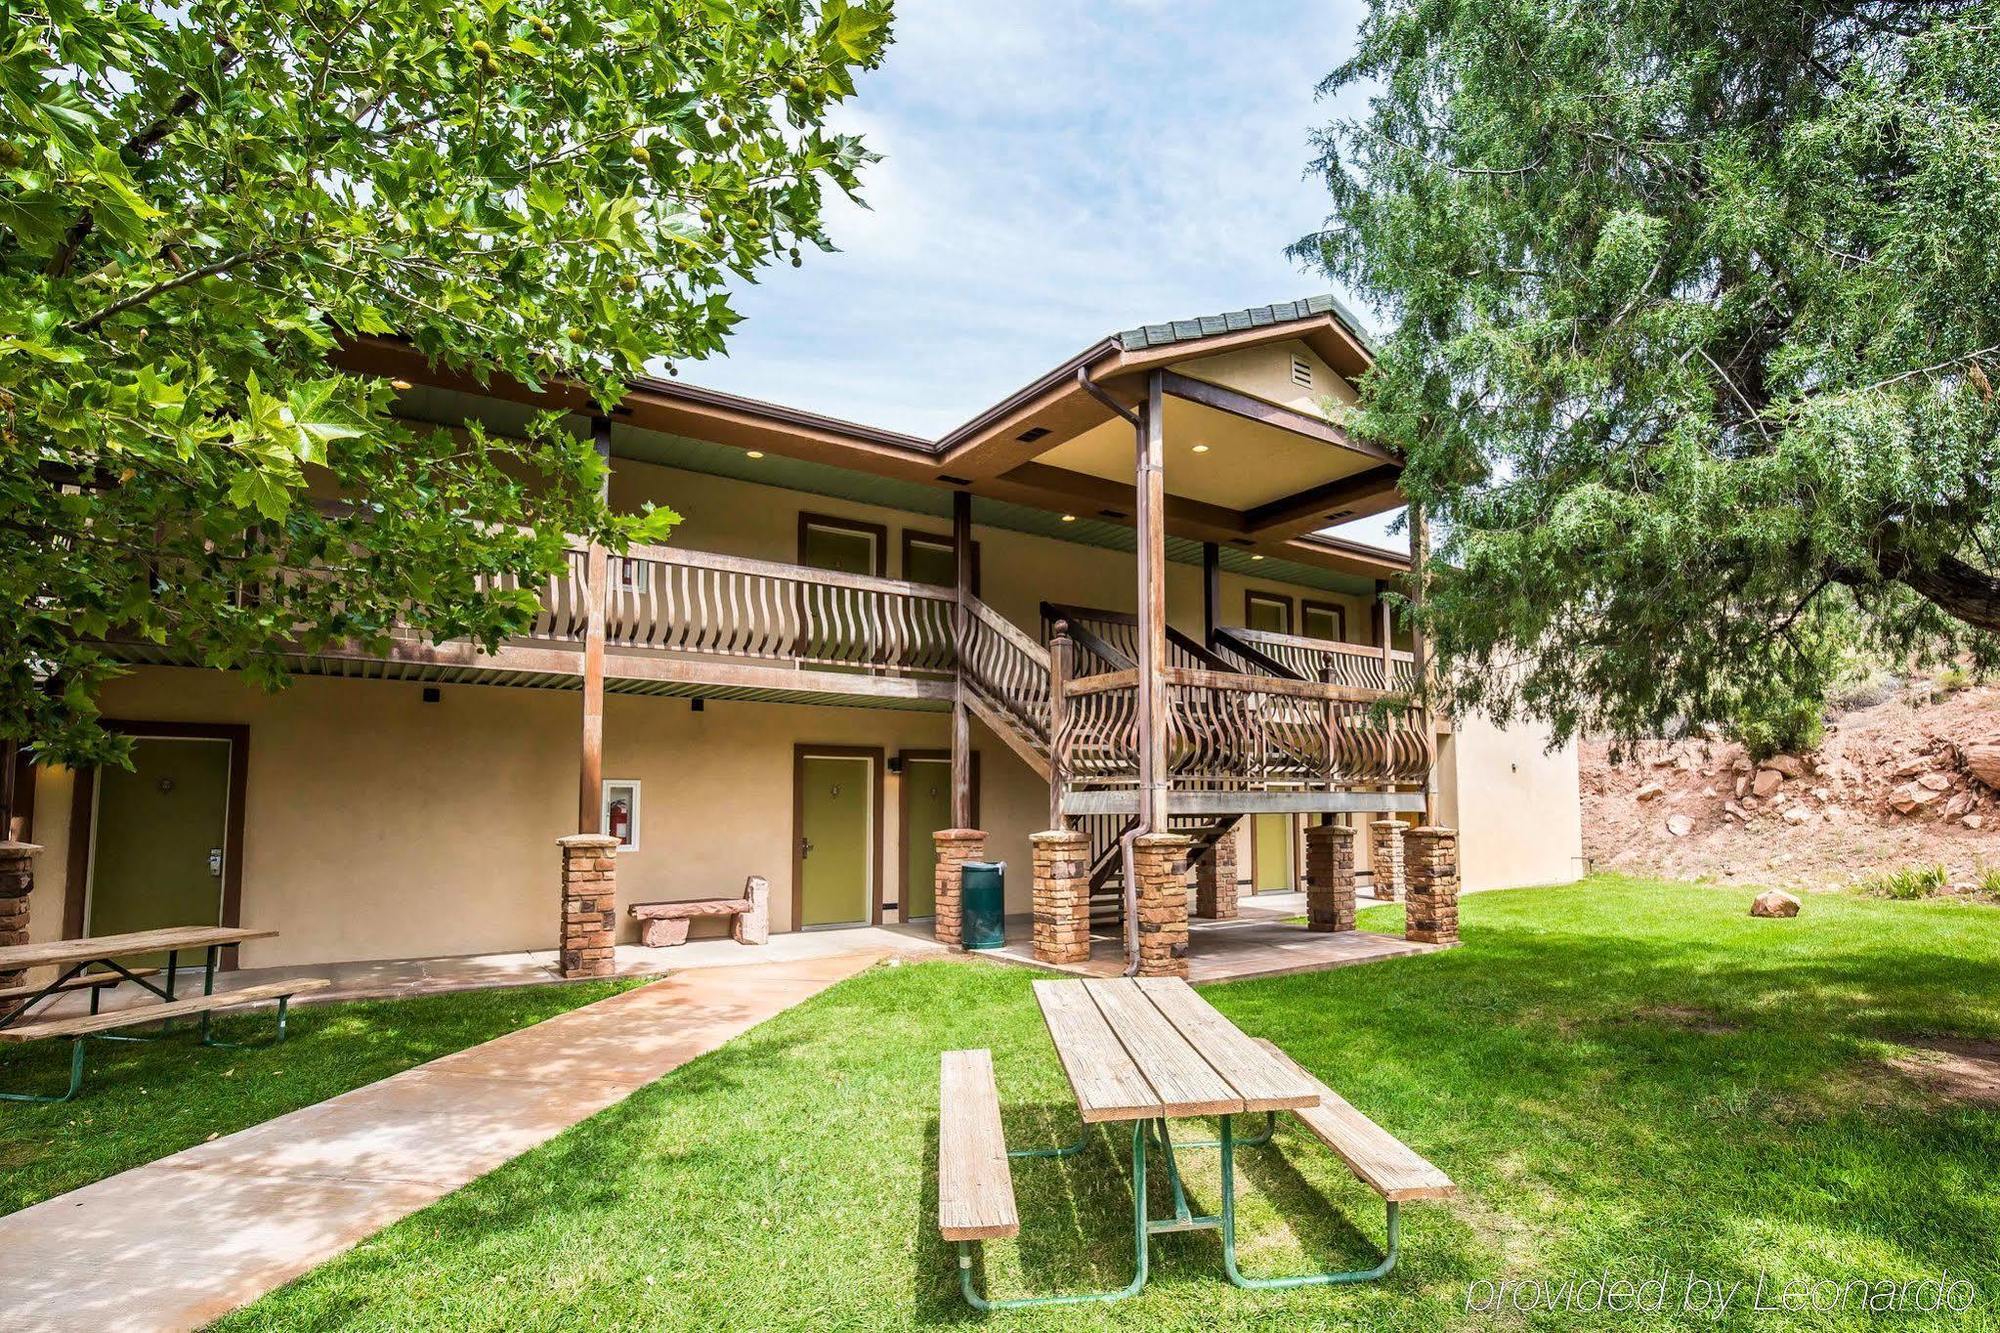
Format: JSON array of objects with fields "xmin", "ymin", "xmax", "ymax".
[{"xmin": 1751, "ymin": 889, "xmax": 1802, "ymax": 919}]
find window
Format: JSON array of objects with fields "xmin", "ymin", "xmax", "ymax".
[
  {"xmin": 1244, "ymin": 591, "xmax": 1294, "ymax": 634},
  {"xmin": 603, "ymin": 780, "xmax": 641, "ymax": 851},
  {"xmin": 798, "ymin": 513, "xmax": 887, "ymax": 576},
  {"xmin": 1301, "ymin": 600, "xmax": 1346, "ymax": 643},
  {"xmin": 902, "ymin": 531, "xmax": 980, "ymax": 594}
]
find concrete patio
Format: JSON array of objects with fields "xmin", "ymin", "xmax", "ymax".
[{"xmin": 925, "ymin": 889, "xmax": 1441, "ymax": 981}]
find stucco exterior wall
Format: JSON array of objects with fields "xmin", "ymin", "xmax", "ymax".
[
  {"xmin": 29, "ymin": 668, "xmax": 1051, "ymax": 969},
  {"xmin": 1435, "ymin": 710, "xmax": 1584, "ymax": 892},
  {"xmin": 18, "ymin": 454, "xmax": 1580, "ymax": 968}
]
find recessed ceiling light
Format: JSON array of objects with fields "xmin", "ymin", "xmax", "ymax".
[
  {"xmin": 1060, "ymin": 514, "xmax": 1077, "ymax": 523},
  {"xmin": 746, "ymin": 450, "xmax": 764, "ymax": 459},
  {"xmin": 1250, "ymin": 553, "xmax": 1265, "ymax": 561},
  {"xmin": 390, "ymin": 378, "xmax": 413, "ymax": 391},
  {"xmin": 1191, "ymin": 443, "xmax": 1210, "ymax": 454}
]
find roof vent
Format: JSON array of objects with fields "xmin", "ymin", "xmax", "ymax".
[
  {"xmin": 1290, "ymin": 355, "xmax": 1313, "ymax": 389},
  {"xmin": 1016, "ymin": 426, "xmax": 1051, "ymax": 443},
  {"xmin": 1230, "ymin": 538, "xmax": 1257, "ymax": 548},
  {"xmin": 936, "ymin": 474, "xmax": 973, "ymax": 486},
  {"xmin": 1097, "ymin": 508, "xmax": 1127, "ymax": 520},
  {"xmin": 1326, "ymin": 509, "xmax": 1353, "ymax": 520}
]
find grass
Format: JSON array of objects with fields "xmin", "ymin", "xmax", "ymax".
[
  {"xmin": 1859, "ymin": 862, "xmax": 1951, "ymax": 900},
  {"xmin": 0, "ymin": 976, "xmax": 639, "ymax": 1215},
  {"xmin": 217, "ymin": 875, "xmax": 2000, "ymax": 1331}
]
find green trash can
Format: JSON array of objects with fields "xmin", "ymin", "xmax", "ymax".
[{"xmin": 961, "ymin": 861, "xmax": 1007, "ymax": 950}]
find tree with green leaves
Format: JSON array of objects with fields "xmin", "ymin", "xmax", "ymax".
[
  {"xmin": 1, "ymin": 0, "xmax": 892, "ymax": 769},
  {"xmin": 1297, "ymin": 0, "xmax": 2000, "ymax": 746}
]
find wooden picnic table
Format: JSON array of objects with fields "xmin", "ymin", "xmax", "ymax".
[
  {"xmin": 0, "ymin": 925, "xmax": 319, "ymax": 1105},
  {"xmin": 0, "ymin": 926, "xmax": 277, "ymax": 1029},
  {"xmin": 940, "ymin": 975, "xmax": 1453, "ymax": 1311}
]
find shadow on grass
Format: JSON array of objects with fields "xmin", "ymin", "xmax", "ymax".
[{"xmin": 214, "ymin": 880, "xmax": 2000, "ymax": 1331}]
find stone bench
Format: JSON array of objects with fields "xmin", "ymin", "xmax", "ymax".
[{"xmin": 629, "ymin": 875, "xmax": 769, "ymax": 947}]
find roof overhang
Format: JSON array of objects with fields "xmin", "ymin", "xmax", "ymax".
[{"xmin": 332, "ymin": 295, "xmax": 1411, "ymax": 583}]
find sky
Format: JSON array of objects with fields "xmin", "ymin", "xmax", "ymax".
[{"xmin": 685, "ymin": 0, "xmax": 1406, "ymax": 552}]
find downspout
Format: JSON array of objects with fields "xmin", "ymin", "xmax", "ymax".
[{"xmin": 1075, "ymin": 368, "xmax": 1150, "ymax": 976}]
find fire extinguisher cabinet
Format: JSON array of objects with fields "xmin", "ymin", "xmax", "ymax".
[{"xmin": 960, "ymin": 861, "xmax": 1007, "ymax": 950}]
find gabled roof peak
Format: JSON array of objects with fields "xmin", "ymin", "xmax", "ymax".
[{"xmin": 1115, "ymin": 293, "xmax": 1376, "ymax": 355}]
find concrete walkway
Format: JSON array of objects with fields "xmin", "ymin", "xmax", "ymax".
[{"xmin": 0, "ymin": 951, "xmax": 883, "ymax": 1333}]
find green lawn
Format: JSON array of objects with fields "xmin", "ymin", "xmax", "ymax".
[
  {"xmin": 0, "ymin": 977, "xmax": 640, "ymax": 1215},
  {"xmin": 222, "ymin": 876, "xmax": 2000, "ymax": 1331}
]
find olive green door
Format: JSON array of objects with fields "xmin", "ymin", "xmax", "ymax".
[
  {"xmin": 903, "ymin": 758, "xmax": 953, "ymax": 919},
  {"xmin": 799, "ymin": 755, "xmax": 872, "ymax": 927},
  {"xmin": 89, "ymin": 737, "xmax": 231, "ymax": 950},
  {"xmin": 1252, "ymin": 813, "xmax": 1293, "ymax": 893}
]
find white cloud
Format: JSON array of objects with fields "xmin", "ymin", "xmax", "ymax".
[{"xmin": 689, "ymin": 0, "xmax": 1379, "ymax": 438}]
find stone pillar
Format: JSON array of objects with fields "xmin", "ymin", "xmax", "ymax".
[
  {"xmin": 932, "ymin": 828, "xmax": 987, "ymax": 951},
  {"xmin": 1194, "ymin": 831, "xmax": 1237, "ymax": 920},
  {"xmin": 1369, "ymin": 819, "xmax": 1406, "ymax": 902},
  {"xmin": 1405, "ymin": 826, "xmax": 1461, "ymax": 945},
  {"xmin": 0, "ymin": 842, "xmax": 37, "ymax": 988},
  {"xmin": 1030, "ymin": 830, "xmax": 1090, "ymax": 966},
  {"xmin": 1133, "ymin": 832, "xmax": 1190, "ymax": 978},
  {"xmin": 559, "ymin": 834, "xmax": 619, "ymax": 979},
  {"xmin": 1304, "ymin": 822, "xmax": 1356, "ymax": 933}
]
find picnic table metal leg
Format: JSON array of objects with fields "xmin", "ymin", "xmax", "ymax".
[
  {"xmin": 0, "ymin": 1038, "xmax": 87, "ymax": 1104},
  {"xmin": 0, "ymin": 962, "xmax": 91, "ymax": 1030},
  {"xmin": 956, "ymin": 1119, "xmax": 1152, "ymax": 1311},
  {"xmin": 201, "ymin": 995, "xmax": 292, "ymax": 1050},
  {"xmin": 1217, "ymin": 1114, "xmax": 1401, "ymax": 1290}
]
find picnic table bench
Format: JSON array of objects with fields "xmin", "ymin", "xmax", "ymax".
[
  {"xmin": 937, "ymin": 975, "xmax": 1455, "ymax": 1311},
  {"xmin": 629, "ymin": 875, "xmax": 769, "ymax": 947},
  {"xmin": 0, "ymin": 926, "xmax": 326, "ymax": 1104}
]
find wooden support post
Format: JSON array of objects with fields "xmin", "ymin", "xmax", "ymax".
[
  {"xmin": 1408, "ymin": 499, "xmax": 1435, "ymax": 813},
  {"xmin": 950, "ymin": 489, "xmax": 975, "ymax": 830},
  {"xmin": 1136, "ymin": 370, "xmax": 1169, "ymax": 835},
  {"xmin": 1047, "ymin": 622, "xmax": 1071, "ymax": 830},
  {"xmin": 578, "ymin": 414, "xmax": 612, "ymax": 834},
  {"xmin": 1375, "ymin": 578, "xmax": 1393, "ymax": 677},
  {"xmin": 1202, "ymin": 541, "xmax": 1220, "ymax": 647}
]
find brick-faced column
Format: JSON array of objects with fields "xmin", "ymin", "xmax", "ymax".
[
  {"xmin": 558, "ymin": 834, "xmax": 619, "ymax": 979},
  {"xmin": 0, "ymin": 842, "xmax": 37, "ymax": 988},
  {"xmin": 1133, "ymin": 832, "xmax": 1191, "ymax": 978},
  {"xmin": 1031, "ymin": 830, "xmax": 1090, "ymax": 965},
  {"xmin": 1369, "ymin": 819, "xmax": 1406, "ymax": 901},
  {"xmin": 1304, "ymin": 823, "xmax": 1356, "ymax": 933},
  {"xmin": 932, "ymin": 828, "xmax": 987, "ymax": 951},
  {"xmin": 1194, "ymin": 830, "xmax": 1237, "ymax": 920},
  {"xmin": 1405, "ymin": 826, "xmax": 1461, "ymax": 945}
]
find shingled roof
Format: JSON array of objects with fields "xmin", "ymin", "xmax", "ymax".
[{"xmin": 1114, "ymin": 293, "xmax": 1377, "ymax": 356}]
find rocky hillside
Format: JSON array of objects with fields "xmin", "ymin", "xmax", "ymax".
[{"xmin": 1582, "ymin": 677, "xmax": 2000, "ymax": 891}]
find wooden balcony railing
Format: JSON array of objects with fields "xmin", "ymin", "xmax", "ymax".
[
  {"xmin": 493, "ymin": 542, "xmax": 958, "ymax": 676},
  {"xmin": 1212, "ymin": 625, "xmax": 1417, "ymax": 693},
  {"xmin": 1053, "ymin": 666, "xmax": 1432, "ymax": 792},
  {"xmin": 958, "ymin": 596, "xmax": 1051, "ymax": 745}
]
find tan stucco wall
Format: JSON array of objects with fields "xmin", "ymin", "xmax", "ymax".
[
  {"xmin": 1172, "ymin": 339, "xmax": 1359, "ymax": 420},
  {"xmin": 1435, "ymin": 710, "xmax": 1583, "ymax": 892},
  {"xmin": 27, "ymin": 668, "xmax": 1051, "ymax": 969},
  {"xmin": 17, "ymin": 453, "xmax": 1578, "ymax": 967}
]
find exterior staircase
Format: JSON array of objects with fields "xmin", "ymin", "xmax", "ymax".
[{"xmin": 955, "ymin": 596, "xmax": 1257, "ymax": 932}]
